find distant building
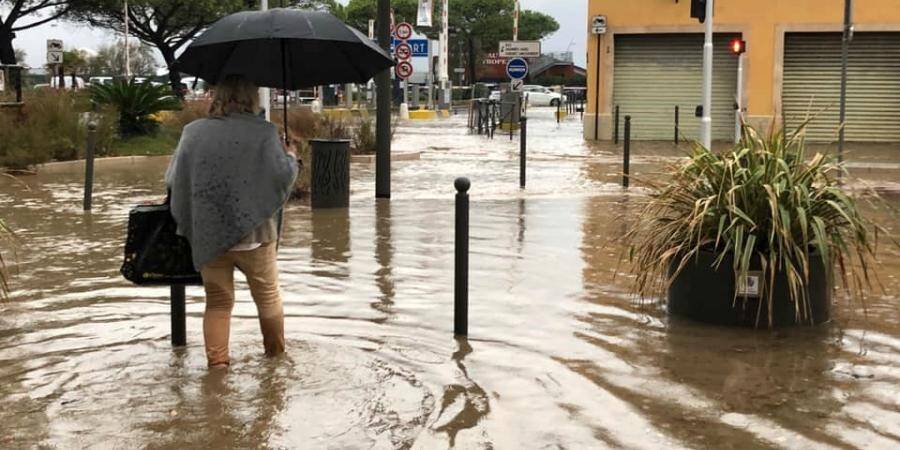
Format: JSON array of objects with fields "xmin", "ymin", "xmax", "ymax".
[
  {"xmin": 585, "ymin": 0, "xmax": 900, "ymax": 142},
  {"xmin": 475, "ymin": 53, "xmax": 586, "ymax": 84}
]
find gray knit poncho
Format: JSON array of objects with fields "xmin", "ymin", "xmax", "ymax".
[{"xmin": 165, "ymin": 113, "xmax": 298, "ymax": 269}]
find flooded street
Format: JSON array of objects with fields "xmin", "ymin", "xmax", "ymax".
[{"xmin": 1, "ymin": 109, "xmax": 899, "ymax": 449}]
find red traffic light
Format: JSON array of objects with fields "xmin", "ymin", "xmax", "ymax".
[{"xmin": 730, "ymin": 38, "xmax": 747, "ymax": 55}]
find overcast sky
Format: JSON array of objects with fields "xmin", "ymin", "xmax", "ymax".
[{"xmin": 9, "ymin": 0, "xmax": 587, "ymax": 70}]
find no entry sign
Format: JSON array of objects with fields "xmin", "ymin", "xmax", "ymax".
[
  {"xmin": 395, "ymin": 22, "xmax": 413, "ymax": 41},
  {"xmin": 396, "ymin": 61, "xmax": 414, "ymax": 80},
  {"xmin": 395, "ymin": 43, "xmax": 412, "ymax": 61}
]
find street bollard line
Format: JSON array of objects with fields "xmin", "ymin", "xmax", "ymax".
[
  {"xmin": 674, "ymin": 105, "xmax": 680, "ymax": 145},
  {"xmin": 454, "ymin": 177, "xmax": 470, "ymax": 336},
  {"xmin": 614, "ymin": 105, "xmax": 620, "ymax": 144},
  {"xmin": 623, "ymin": 115, "xmax": 631, "ymax": 189},
  {"xmin": 171, "ymin": 284, "xmax": 186, "ymax": 347},
  {"xmin": 83, "ymin": 122, "xmax": 97, "ymax": 211},
  {"xmin": 520, "ymin": 117, "xmax": 527, "ymax": 189}
]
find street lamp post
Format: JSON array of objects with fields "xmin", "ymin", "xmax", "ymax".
[
  {"xmin": 699, "ymin": 0, "xmax": 714, "ymax": 150},
  {"xmin": 838, "ymin": 0, "xmax": 853, "ymax": 170}
]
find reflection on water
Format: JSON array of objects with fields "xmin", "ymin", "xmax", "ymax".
[{"xmin": 1, "ymin": 109, "xmax": 899, "ymax": 448}]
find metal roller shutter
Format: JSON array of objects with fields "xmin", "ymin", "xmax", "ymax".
[
  {"xmin": 783, "ymin": 32, "xmax": 900, "ymax": 143},
  {"xmin": 613, "ymin": 33, "xmax": 739, "ymax": 141}
]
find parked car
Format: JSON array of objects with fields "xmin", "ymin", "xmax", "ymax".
[
  {"xmin": 88, "ymin": 76, "xmax": 114, "ymax": 86},
  {"xmin": 488, "ymin": 89, "xmax": 501, "ymax": 102},
  {"xmin": 522, "ymin": 85, "xmax": 566, "ymax": 107},
  {"xmin": 34, "ymin": 77, "xmax": 87, "ymax": 90}
]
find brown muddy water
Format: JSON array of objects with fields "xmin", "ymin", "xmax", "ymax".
[{"xmin": 1, "ymin": 109, "xmax": 899, "ymax": 449}]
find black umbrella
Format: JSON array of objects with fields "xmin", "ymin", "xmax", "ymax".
[{"xmin": 175, "ymin": 8, "xmax": 395, "ymax": 141}]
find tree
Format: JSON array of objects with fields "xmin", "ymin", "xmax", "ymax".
[
  {"xmin": 0, "ymin": 1, "xmax": 85, "ymax": 65},
  {"xmin": 73, "ymin": 0, "xmax": 244, "ymax": 93},
  {"xmin": 87, "ymin": 41, "xmax": 158, "ymax": 77}
]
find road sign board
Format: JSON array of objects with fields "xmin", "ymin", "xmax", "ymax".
[
  {"xmin": 47, "ymin": 39, "xmax": 63, "ymax": 52},
  {"xmin": 591, "ymin": 16, "xmax": 607, "ymax": 35},
  {"xmin": 396, "ymin": 61, "xmax": 414, "ymax": 80},
  {"xmin": 47, "ymin": 51, "xmax": 64, "ymax": 65},
  {"xmin": 506, "ymin": 58, "xmax": 528, "ymax": 80},
  {"xmin": 390, "ymin": 39, "xmax": 429, "ymax": 57},
  {"xmin": 395, "ymin": 43, "xmax": 412, "ymax": 61},
  {"xmin": 499, "ymin": 40, "xmax": 541, "ymax": 58},
  {"xmin": 511, "ymin": 79, "xmax": 524, "ymax": 91},
  {"xmin": 395, "ymin": 22, "xmax": 413, "ymax": 41}
]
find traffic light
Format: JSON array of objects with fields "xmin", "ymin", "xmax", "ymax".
[
  {"xmin": 730, "ymin": 38, "xmax": 747, "ymax": 55},
  {"xmin": 691, "ymin": 0, "xmax": 706, "ymax": 23}
]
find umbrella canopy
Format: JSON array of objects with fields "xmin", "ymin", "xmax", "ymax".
[{"xmin": 174, "ymin": 8, "xmax": 395, "ymax": 89}]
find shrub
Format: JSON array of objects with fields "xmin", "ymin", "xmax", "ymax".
[
  {"xmin": 0, "ymin": 91, "xmax": 117, "ymax": 169},
  {"xmin": 624, "ymin": 123, "xmax": 885, "ymax": 326},
  {"xmin": 160, "ymin": 99, "xmax": 212, "ymax": 139},
  {"xmin": 91, "ymin": 80, "xmax": 181, "ymax": 137},
  {"xmin": 351, "ymin": 118, "xmax": 377, "ymax": 155}
]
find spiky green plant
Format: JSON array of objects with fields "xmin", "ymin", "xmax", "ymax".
[
  {"xmin": 625, "ymin": 123, "xmax": 883, "ymax": 327},
  {"xmin": 91, "ymin": 80, "xmax": 181, "ymax": 137}
]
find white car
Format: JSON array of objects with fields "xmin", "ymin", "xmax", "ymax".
[{"xmin": 522, "ymin": 85, "xmax": 566, "ymax": 107}]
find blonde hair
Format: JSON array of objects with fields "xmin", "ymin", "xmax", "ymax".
[{"xmin": 208, "ymin": 75, "xmax": 260, "ymax": 117}]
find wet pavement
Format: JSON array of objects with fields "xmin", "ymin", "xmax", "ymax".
[{"xmin": 1, "ymin": 108, "xmax": 899, "ymax": 449}]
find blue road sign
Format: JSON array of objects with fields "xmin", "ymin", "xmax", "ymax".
[
  {"xmin": 390, "ymin": 39, "xmax": 429, "ymax": 57},
  {"xmin": 506, "ymin": 58, "xmax": 529, "ymax": 80}
]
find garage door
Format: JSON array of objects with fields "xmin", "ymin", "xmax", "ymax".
[
  {"xmin": 783, "ymin": 32, "xmax": 900, "ymax": 143},
  {"xmin": 613, "ymin": 33, "xmax": 739, "ymax": 141}
]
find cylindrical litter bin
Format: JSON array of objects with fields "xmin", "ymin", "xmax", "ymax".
[{"xmin": 310, "ymin": 139, "xmax": 351, "ymax": 209}]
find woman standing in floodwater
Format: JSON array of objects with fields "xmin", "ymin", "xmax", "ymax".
[{"xmin": 165, "ymin": 75, "xmax": 298, "ymax": 369}]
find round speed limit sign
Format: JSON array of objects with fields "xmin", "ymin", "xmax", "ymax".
[
  {"xmin": 395, "ymin": 61, "xmax": 413, "ymax": 80},
  {"xmin": 395, "ymin": 43, "xmax": 412, "ymax": 61}
]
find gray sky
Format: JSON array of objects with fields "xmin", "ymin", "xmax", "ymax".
[{"xmin": 9, "ymin": 0, "xmax": 587, "ymax": 70}]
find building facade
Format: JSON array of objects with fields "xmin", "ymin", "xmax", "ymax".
[{"xmin": 584, "ymin": 0, "xmax": 900, "ymax": 142}]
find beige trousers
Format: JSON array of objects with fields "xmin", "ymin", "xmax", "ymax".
[{"xmin": 200, "ymin": 243, "xmax": 285, "ymax": 367}]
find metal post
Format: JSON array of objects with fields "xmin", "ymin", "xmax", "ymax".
[
  {"xmin": 171, "ymin": 285, "xmax": 186, "ymax": 347},
  {"xmin": 699, "ymin": 0, "xmax": 714, "ymax": 150},
  {"xmin": 83, "ymin": 123, "xmax": 97, "ymax": 211},
  {"xmin": 735, "ymin": 53, "xmax": 743, "ymax": 143},
  {"xmin": 376, "ymin": 0, "xmax": 392, "ymax": 198},
  {"xmin": 454, "ymin": 177, "xmax": 470, "ymax": 336},
  {"xmin": 614, "ymin": 105, "xmax": 620, "ymax": 144},
  {"xmin": 838, "ymin": 0, "xmax": 853, "ymax": 170},
  {"xmin": 623, "ymin": 115, "xmax": 631, "ymax": 189},
  {"xmin": 14, "ymin": 66, "xmax": 22, "ymax": 103},
  {"xmin": 520, "ymin": 116, "xmax": 527, "ymax": 189},
  {"xmin": 593, "ymin": 34, "xmax": 601, "ymax": 141},
  {"xmin": 675, "ymin": 105, "xmax": 680, "ymax": 145},
  {"xmin": 259, "ymin": 0, "xmax": 270, "ymax": 121},
  {"xmin": 557, "ymin": 98, "xmax": 561, "ymax": 124}
]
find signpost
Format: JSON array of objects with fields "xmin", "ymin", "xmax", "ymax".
[
  {"xmin": 395, "ymin": 22, "xmax": 413, "ymax": 41},
  {"xmin": 395, "ymin": 43, "xmax": 412, "ymax": 61},
  {"xmin": 396, "ymin": 61, "xmax": 414, "ymax": 80},
  {"xmin": 394, "ymin": 22, "xmax": 414, "ymax": 119},
  {"xmin": 590, "ymin": 16, "xmax": 606, "ymax": 141},
  {"xmin": 506, "ymin": 58, "xmax": 528, "ymax": 81},
  {"xmin": 46, "ymin": 39, "xmax": 63, "ymax": 65},
  {"xmin": 499, "ymin": 40, "xmax": 541, "ymax": 58}
]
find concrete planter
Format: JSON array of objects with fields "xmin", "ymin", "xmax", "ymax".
[{"xmin": 667, "ymin": 251, "xmax": 831, "ymax": 327}]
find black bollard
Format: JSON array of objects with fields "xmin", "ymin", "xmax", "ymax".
[
  {"xmin": 520, "ymin": 117, "xmax": 527, "ymax": 189},
  {"xmin": 674, "ymin": 105, "xmax": 680, "ymax": 145},
  {"xmin": 83, "ymin": 123, "xmax": 97, "ymax": 211},
  {"xmin": 310, "ymin": 139, "xmax": 351, "ymax": 209},
  {"xmin": 559, "ymin": 99, "xmax": 564, "ymax": 124},
  {"xmin": 477, "ymin": 100, "xmax": 483, "ymax": 135},
  {"xmin": 454, "ymin": 177, "xmax": 470, "ymax": 336},
  {"xmin": 171, "ymin": 284, "xmax": 186, "ymax": 347},
  {"xmin": 614, "ymin": 105, "xmax": 620, "ymax": 144},
  {"xmin": 580, "ymin": 97, "xmax": 584, "ymax": 120},
  {"xmin": 623, "ymin": 115, "xmax": 631, "ymax": 189}
]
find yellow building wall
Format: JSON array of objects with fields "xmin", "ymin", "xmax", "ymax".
[{"xmin": 584, "ymin": 0, "xmax": 900, "ymax": 139}]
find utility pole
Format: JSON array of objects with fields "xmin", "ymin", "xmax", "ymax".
[
  {"xmin": 699, "ymin": 0, "xmax": 714, "ymax": 150},
  {"xmin": 259, "ymin": 0, "xmax": 271, "ymax": 121},
  {"xmin": 513, "ymin": 0, "xmax": 520, "ymax": 42},
  {"xmin": 376, "ymin": 0, "xmax": 392, "ymax": 198},
  {"xmin": 438, "ymin": 0, "xmax": 449, "ymax": 108},
  {"xmin": 124, "ymin": 0, "xmax": 130, "ymax": 79},
  {"xmin": 838, "ymin": 0, "xmax": 853, "ymax": 168}
]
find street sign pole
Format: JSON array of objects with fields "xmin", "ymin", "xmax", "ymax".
[
  {"xmin": 376, "ymin": 0, "xmax": 392, "ymax": 199},
  {"xmin": 259, "ymin": 0, "xmax": 270, "ymax": 122},
  {"xmin": 513, "ymin": 0, "xmax": 520, "ymax": 42},
  {"xmin": 700, "ymin": 0, "xmax": 714, "ymax": 150},
  {"xmin": 838, "ymin": 0, "xmax": 853, "ymax": 174}
]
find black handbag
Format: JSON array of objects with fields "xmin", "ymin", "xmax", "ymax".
[{"xmin": 120, "ymin": 193, "xmax": 203, "ymax": 285}]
